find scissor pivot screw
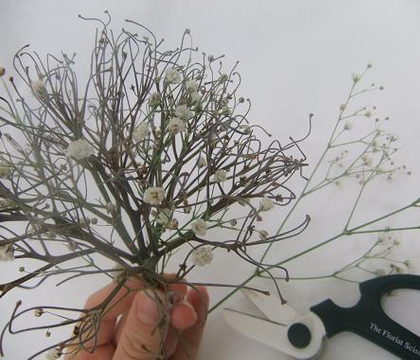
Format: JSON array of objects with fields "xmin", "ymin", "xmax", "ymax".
[{"xmin": 287, "ymin": 323, "xmax": 311, "ymax": 349}]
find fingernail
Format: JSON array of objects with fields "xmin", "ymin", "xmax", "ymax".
[{"xmin": 136, "ymin": 290, "xmax": 159, "ymax": 326}]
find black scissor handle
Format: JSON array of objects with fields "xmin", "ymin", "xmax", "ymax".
[{"xmin": 310, "ymin": 274, "xmax": 420, "ymax": 360}]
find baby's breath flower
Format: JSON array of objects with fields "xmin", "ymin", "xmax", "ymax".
[
  {"xmin": 352, "ymin": 73, "xmax": 361, "ymax": 83},
  {"xmin": 31, "ymin": 79, "xmax": 47, "ymax": 99},
  {"xmin": 364, "ymin": 111, "xmax": 372, "ymax": 118},
  {"xmin": 213, "ymin": 170, "xmax": 227, "ymax": 183},
  {"xmin": 149, "ymin": 92, "xmax": 160, "ymax": 108},
  {"xmin": 133, "ymin": 123, "xmax": 150, "ymax": 142},
  {"xmin": 165, "ymin": 68, "xmax": 181, "ymax": 84},
  {"xmin": 0, "ymin": 244, "xmax": 14, "ymax": 261},
  {"xmin": 168, "ymin": 117, "xmax": 186, "ymax": 135},
  {"xmin": 45, "ymin": 347, "xmax": 62, "ymax": 360},
  {"xmin": 190, "ymin": 91, "xmax": 202, "ymax": 105},
  {"xmin": 259, "ymin": 197, "xmax": 274, "ymax": 212},
  {"xmin": 175, "ymin": 105, "xmax": 193, "ymax": 120},
  {"xmin": 344, "ymin": 121, "xmax": 353, "ymax": 130},
  {"xmin": 34, "ymin": 308, "xmax": 44, "ymax": 317},
  {"xmin": 0, "ymin": 166, "xmax": 11, "ymax": 179},
  {"xmin": 197, "ymin": 156, "xmax": 207, "ymax": 168},
  {"xmin": 221, "ymin": 107, "xmax": 231, "ymax": 116},
  {"xmin": 258, "ymin": 230, "xmax": 269, "ymax": 240},
  {"xmin": 157, "ymin": 208, "xmax": 173, "ymax": 227},
  {"xmin": 374, "ymin": 268, "xmax": 387, "ymax": 277},
  {"xmin": 186, "ymin": 79, "xmax": 199, "ymax": 93},
  {"xmin": 191, "ymin": 246, "xmax": 213, "ymax": 266},
  {"xmin": 390, "ymin": 263, "xmax": 406, "ymax": 274},
  {"xmin": 66, "ymin": 139, "xmax": 94, "ymax": 161},
  {"xmin": 105, "ymin": 202, "xmax": 116, "ymax": 214},
  {"xmin": 361, "ymin": 154, "xmax": 373, "ymax": 167},
  {"xmin": 191, "ymin": 218, "xmax": 207, "ymax": 236},
  {"xmin": 143, "ymin": 187, "xmax": 165, "ymax": 206}
]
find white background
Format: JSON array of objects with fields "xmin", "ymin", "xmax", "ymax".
[{"xmin": 1, "ymin": 1, "xmax": 420, "ymax": 359}]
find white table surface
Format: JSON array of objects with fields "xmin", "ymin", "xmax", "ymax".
[{"xmin": 1, "ymin": 1, "xmax": 420, "ymax": 359}]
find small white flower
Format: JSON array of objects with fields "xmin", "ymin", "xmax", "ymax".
[
  {"xmin": 32, "ymin": 79, "xmax": 47, "ymax": 99},
  {"xmin": 133, "ymin": 123, "xmax": 150, "ymax": 142},
  {"xmin": 157, "ymin": 208, "xmax": 173, "ymax": 226},
  {"xmin": 190, "ymin": 91, "xmax": 202, "ymax": 105},
  {"xmin": 105, "ymin": 202, "xmax": 116, "ymax": 214},
  {"xmin": 213, "ymin": 170, "xmax": 227, "ymax": 183},
  {"xmin": 175, "ymin": 105, "xmax": 193, "ymax": 120},
  {"xmin": 0, "ymin": 244, "xmax": 14, "ymax": 262},
  {"xmin": 221, "ymin": 107, "xmax": 231, "ymax": 116},
  {"xmin": 34, "ymin": 308, "xmax": 44, "ymax": 317},
  {"xmin": 191, "ymin": 246, "xmax": 213, "ymax": 266},
  {"xmin": 186, "ymin": 79, "xmax": 199, "ymax": 93},
  {"xmin": 45, "ymin": 347, "xmax": 62, "ymax": 360},
  {"xmin": 229, "ymin": 218, "xmax": 238, "ymax": 226},
  {"xmin": 143, "ymin": 187, "xmax": 165, "ymax": 206},
  {"xmin": 258, "ymin": 230, "xmax": 269, "ymax": 240},
  {"xmin": 352, "ymin": 73, "xmax": 361, "ymax": 83},
  {"xmin": 374, "ymin": 268, "xmax": 387, "ymax": 277},
  {"xmin": 197, "ymin": 156, "xmax": 207, "ymax": 168},
  {"xmin": 191, "ymin": 218, "xmax": 207, "ymax": 236},
  {"xmin": 361, "ymin": 154, "xmax": 373, "ymax": 167},
  {"xmin": 259, "ymin": 197, "xmax": 274, "ymax": 212},
  {"xmin": 66, "ymin": 139, "xmax": 94, "ymax": 161},
  {"xmin": 168, "ymin": 117, "xmax": 186, "ymax": 135},
  {"xmin": 344, "ymin": 121, "xmax": 353, "ymax": 130},
  {"xmin": 0, "ymin": 166, "xmax": 11, "ymax": 179},
  {"xmin": 165, "ymin": 68, "xmax": 181, "ymax": 84},
  {"xmin": 149, "ymin": 92, "xmax": 160, "ymax": 108}
]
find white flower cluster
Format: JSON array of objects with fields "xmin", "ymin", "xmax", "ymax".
[
  {"xmin": 149, "ymin": 92, "xmax": 160, "ymax": 108},
  {"xmin": 32, "ymin": 80, "xmax": 47, "ymax": 99},
  {"xmin": 175, "ymin": 105, "xmax": 193, "ymax": 120},
  {"xmin": 191, "ymin": 218, "xmax": 207, "ymax": 236},
  {"xmin": 197, "ymin": 156, "xmax": 207, "ymax": 168},
  {"xmin": 0, "ymin": 244, "xmax": 15, "ymax": 262},
  {"xmin": 156, "ymin": 207, "xmax": 173, "ymax": 226},
  {"xmin": 143, "ymin": 187, "xmax": 165, "ymax": 205},
  {"xmin": 191, "ymin": 246, "xmax": 213, "ymax": 266},
  {"xmin": 190, "ymin": 91, "xmax": 202, "ymax": 105},
  {"xmin": 133, "ymin": 123, "xmax": 150, "ymax": 142},
  {"xmin": 168, "ymin": 117, "xmax": 186, "ymax": 135},
  {"xmin": 165, "ymin": 68, "xmax": 181, "ymax": 84},
  {"xmin": 259, "ymin": 197, "xmax": 274, "ymax": 212},
  {"xmin": 186, "ymin": 79, "xmax": 199, "ymax": 93},
  {"xmin": 213, "ymin": 170, "xmax": 227, "ymax": 183},
  {"xmin": 66, "ymin": 139, "xmax": 94, "ymax": 161}
]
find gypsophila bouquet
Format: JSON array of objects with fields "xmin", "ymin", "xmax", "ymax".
[{"xmin": 0, "ymin": 13, "xmax": 308, "ymax": 359}]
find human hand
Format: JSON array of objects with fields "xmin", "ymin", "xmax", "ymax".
[{"xmin": 64, "ymin": 277, "xmax": 209, "ymax": 360}]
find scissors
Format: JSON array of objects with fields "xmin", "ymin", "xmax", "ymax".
[{"xmin": 223, "ymin": 274, "xmax": 420, "ymax": 359}]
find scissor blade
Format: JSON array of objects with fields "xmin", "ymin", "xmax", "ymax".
[
  {"xmin": 241, "ymin": 288, "xmax": 300, "ymax": 324},
  {"xmin": 223, "ymin": 308, "xmax": 288, "ymax": 352}
]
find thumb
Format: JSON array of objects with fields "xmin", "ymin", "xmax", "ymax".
[{"xmin": 113, "ymin": 289, "xmax": 168, "ymax": 360}]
